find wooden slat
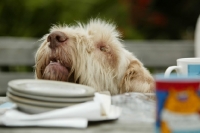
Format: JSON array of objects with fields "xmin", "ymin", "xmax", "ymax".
[
  {"xmin": 0, "ymin": 37, "xmax": 195, "ymax": 95},
  {"xmin": 0, "ymin": 72, "xmax": 34, "ymax": 95},
  {"xmin": 0, "ymin": 37, "xmax": 194, "ymax": 67},
  {"xmin": 0, "ymin": 37, "xmax": 39, "ymax": 65},
  {"xmin": 124, "ymin": 40, "xmax": 194, "ymax": 67}
]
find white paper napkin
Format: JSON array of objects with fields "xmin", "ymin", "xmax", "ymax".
[{"xmin": 0, "ymin": 92, "xmax": 121, "ymax": 128}]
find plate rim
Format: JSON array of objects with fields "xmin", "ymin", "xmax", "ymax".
[
  {"xmin": 8, "ymin": 87, "xmax": 93, "ymax": 103},
  {"xmin": 7, "ymin": 92, "xmax": 77, "ymax": 108},
  {"xmin": 8, "ymin": 99, "xmax": 56, "ymax": 114},
  {"xmin": 8, "ymin": 79, "xmax": 95, "ymax": 97}
]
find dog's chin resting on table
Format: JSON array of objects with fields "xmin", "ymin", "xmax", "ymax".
[{"xmin": 35, "ymin": 19, "xmax": 155, "ymax": 95}]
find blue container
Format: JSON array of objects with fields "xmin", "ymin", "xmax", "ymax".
[{"xmin": 155, "ymin": 74, "xmax": 200, "ymax": 133}]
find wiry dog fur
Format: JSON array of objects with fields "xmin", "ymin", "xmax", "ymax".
[{"xmin": 35, "ymin": 19, "xmax": 155, "ymax": 95}]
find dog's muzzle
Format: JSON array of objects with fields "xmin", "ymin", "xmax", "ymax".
[{"xmin": 42, "ymin": 31, "xmax": 70, "ymax": 81}]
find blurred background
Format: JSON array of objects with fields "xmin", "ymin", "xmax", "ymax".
[
  {"xmin": 0, "ymin": 0, "xmax": 200, "ymax": 73},
  {"xmin": 0, "ymin": 0, "xmax": 200, "ymax": 95},
  {"xmin": 0, "ymin": 0, "xmax": 200, "ymax": 40}
]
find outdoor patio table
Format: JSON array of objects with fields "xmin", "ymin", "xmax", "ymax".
[{"xmin": 0, "ymin": 95, "xmax": 154, "ymax": 133}]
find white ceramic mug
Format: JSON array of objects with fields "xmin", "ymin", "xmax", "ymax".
[{"xmin": 164, "ymin": 58, "xmax": 200, "ymax": 77}]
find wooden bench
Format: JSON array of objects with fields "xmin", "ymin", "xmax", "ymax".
[
  {"xmin": 0, "ymin": 37, "xmax": 194, "ymax": 95},
  {"xmin": 0, "ymin": 37, "xmax": 39, "ymax": 95}
]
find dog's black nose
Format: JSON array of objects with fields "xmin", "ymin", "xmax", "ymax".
[{"xmin": 47, "ymin": 31, "xmax": 68, "ymax": 49}]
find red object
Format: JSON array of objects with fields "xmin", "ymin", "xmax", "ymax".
[{"xmin": 156, "ymin": 81, "xmax": 200, "ymax": 91}]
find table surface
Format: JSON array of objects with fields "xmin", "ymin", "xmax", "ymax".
[{"xmin": 0, "ymin": 94, "xmax": 155, "ymax": 133}]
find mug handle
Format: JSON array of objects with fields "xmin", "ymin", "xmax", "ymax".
[{"xmin": 164, "ymin": 66, "xmax": 181, "ymax": 77}]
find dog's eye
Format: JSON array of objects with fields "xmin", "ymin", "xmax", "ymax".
[{"xmin": 100, "ymin": 46, "xmax": 108, "ymax": 52}]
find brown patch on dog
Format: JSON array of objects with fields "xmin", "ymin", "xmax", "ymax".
[{"xmin": 119, "ymin": 60, "xmax": 155, "ymax": 93}]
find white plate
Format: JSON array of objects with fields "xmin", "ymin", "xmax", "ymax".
[
  {"xmin": 7, "ymin": 93, "xmax": 77, "ymax": 108},
  {"xmin": 8, "ymin": 88, "xmax": 93, "ymax": 103},
  {"xmin": 8, "ymin": 79, "xmax": 95, "ymax": 97},
  {"xmin": 7, "ymin": 99, "xmax": 56, "ymax": 114}
]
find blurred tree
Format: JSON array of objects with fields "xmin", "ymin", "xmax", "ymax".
[
  {"xmin": 129, "ymin": 0, "xmax": 200, "ymax": 39},
  {"xmin": 0, "ymin": 0, "xmax": 139, "ymax": 39},
  {"xmin": 0, "ymin": 0, "xmax": 199, "ymax": 39}
]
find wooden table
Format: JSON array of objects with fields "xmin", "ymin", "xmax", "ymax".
[{"xmin": 0, "ymin": 94, "xmax": 155, "ymax": 133}]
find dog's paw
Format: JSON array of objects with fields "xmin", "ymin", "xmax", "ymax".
[{"xmin": 119, "ymin": 60, "xmax": 155, "ymax": 93}]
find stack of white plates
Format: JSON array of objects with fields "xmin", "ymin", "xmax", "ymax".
[{"xmin": 7, "ymin": 79, "xmax": 96, "ymax": 114}]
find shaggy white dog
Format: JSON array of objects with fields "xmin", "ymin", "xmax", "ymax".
[{"xmin": 35, "ymin": 19, "xmax": 154, "ymax": 95}]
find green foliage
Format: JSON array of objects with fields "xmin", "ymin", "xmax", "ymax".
[
  {"xmin": 0, "ymin": 0, "xmax": 199, "ymax": 39},
  {"xmin": 0, "ymin": 0, "xmax": 142, "ymax": 39}
]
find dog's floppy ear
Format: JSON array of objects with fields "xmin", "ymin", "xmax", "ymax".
[{"xmin": 119, "ymin": 60, "xmax": 155, "ymax": 93}]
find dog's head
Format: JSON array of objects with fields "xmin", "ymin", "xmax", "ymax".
[{"xmin": 35, "ymin": 19, "xmax": 154, "ymax": 94}]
